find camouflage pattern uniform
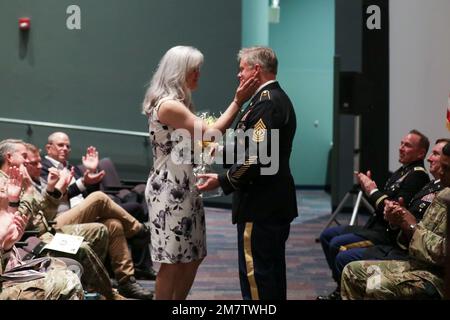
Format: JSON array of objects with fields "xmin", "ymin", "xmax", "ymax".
[
  {"xmin": 341, "ymin": 188, "xmax": 448, "ymax": 299},
  {"xmin": 0, "ymin": 250, "xmax": 84, "ymax": 300},
  {"xmin": 0, "ymin": 172, "xmax": 114, "ymax": 298},
  {"xmin": 39, "ymin": 224, "xmax": 115, "ymax": 297}
]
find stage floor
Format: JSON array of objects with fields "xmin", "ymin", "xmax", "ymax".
[{"xmin": 140, "ymin": 190, "xmax": 364, "ymax": 300}]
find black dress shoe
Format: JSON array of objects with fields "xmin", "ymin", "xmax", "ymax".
[
  {"xmin": 129, "ymin": 224, "xmax": 151, "ymax": 247},
  {"xmin": 118, "ymin": 276, "xmax": 154, "ymax": 300},
  {"xmin": 316, "ymin": 288, "xmax": 341, "ymax": 300},
  {"xmin": 135, "ymin": 268, "xmax": 157, "ymax": 281}
]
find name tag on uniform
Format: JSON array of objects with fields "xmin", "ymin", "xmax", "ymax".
[{"xmin": 44, "ymin": 233, "xmax": 84, "ymax": 255}]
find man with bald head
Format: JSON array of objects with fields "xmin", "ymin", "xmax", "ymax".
[
  {"xmin": 41, "ymin": 132, "xmax": 105, "ymax": 212},
  {"xmin": 40, "ymin": 132, "xmax": 154, "ymax": 299}
]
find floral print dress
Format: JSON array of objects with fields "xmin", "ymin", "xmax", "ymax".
[{"xmin": 145, "ymin": 98, "xmax": 207, "ymax": 264}]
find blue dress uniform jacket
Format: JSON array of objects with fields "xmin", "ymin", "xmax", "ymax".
[{"xmin": 218, "ymin": 81, "xmax": 298, "ymax": 225}]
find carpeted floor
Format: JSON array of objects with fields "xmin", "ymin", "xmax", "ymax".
[{"xmin": 140, "ymin": 190, "xmax": 363, "ymax": 300}]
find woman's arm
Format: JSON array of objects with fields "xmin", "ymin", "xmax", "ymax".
[{"xmin": 158, "ymin": 76, "xmax": 259, "ymax": 136}]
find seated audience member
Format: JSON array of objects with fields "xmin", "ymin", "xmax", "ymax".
[
  {"xmin": 318, "ymin": 130, "xmax": 430, "ymax": 300},
  {"xmin": 360, "ymin": 138, "xmax": 448, "ymax": 261},
  {"xmin": 340, "ymin": 141, "xmax": 450, "ymax": 299},
  {"xmin": 42, "ymin": 131, "xmax": 156, "ymax": 280},
  {"xmin": 21, "ymin": 143, "xmax": 126, "ymax": 299},
  {"xmin": 0, "ymin": 138, "xmax": 152, "ymax": 299},
  {"xmin": 0, "ymin": 164, "xmax": 84, "ymax": 300}
]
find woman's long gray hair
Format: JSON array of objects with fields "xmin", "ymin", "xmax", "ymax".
[{"xmin": 142, "ymin": 46, "xmax": 204, "ymax": 114}]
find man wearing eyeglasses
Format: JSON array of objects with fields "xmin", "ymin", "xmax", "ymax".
[
  {"xmin": 42, "ymin": 132, "xmax": 105, "ymax": 212},
  {"xmin": 40, "ymin": 132, "xmax": 154, "ymax": 299}
]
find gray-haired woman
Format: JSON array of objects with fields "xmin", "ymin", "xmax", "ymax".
[{"xmin": 142, "ymin": 45, "xmax": 258, "ymax": 300}]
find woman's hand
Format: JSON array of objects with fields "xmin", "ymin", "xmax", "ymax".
[{"xmin": 234, "ymin": 75, "xmax": 259, "ymax": 106}]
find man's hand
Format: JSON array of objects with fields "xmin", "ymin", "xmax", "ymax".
[
  {"xmin": 196, "ymin": 173, "xmax": 220, "ymax": 191},
  {"xmin": 83, "ymin": 170, "xmax": 105, "ymax": 185},
  {"xmin": 355, "ymin": 170, "xmax": 377, "ymax": 195},
  {"xmin": 47, "ymin": 167, "xmax": 60, "ymax": 191},
  {"xmin": 54, "ymin": 167, "xmax": 73, "ymax": 194},
  {"xmin": 384, "ymin": 197, "xmax": 405, "ymax": 219},
  {"xmin": 0, "ymin": 211, "xmax": 29, "ymax": 251},
  {"xmin": 18, "ymin": 164, "xmax": 35, "ymax": 196},
  {"xmin": 82, "ymin": 146, "xmax": 100, "ymax": 172},
  {"xmin": 6, "ymin": 166, "xmax": 23, "ymax": 202},
  {"xmin": 384, "ymin": 198, "xmax": 415, "ymax": 228},
  {"xmin": 0, "ymin": 178, "xmax": 8, "ymax": 209}
]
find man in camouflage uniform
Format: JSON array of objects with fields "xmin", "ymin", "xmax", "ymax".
[
  {"xmin": 0, "ymin": 256, "xmax": 84, "ymax": 300},
  {"xmin": 0, "ymin": 163, "xmax": 83, "ymax": 300},
  {"xmin": 341, "ymin": 141, "xmax": 450, "ymax": 299},
  {"xmin": 0, "ymin": 139, "xmax": 122, "ymax": 299}
]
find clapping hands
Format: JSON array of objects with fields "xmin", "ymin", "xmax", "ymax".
[
  {"xmin": 83, "ymin": 169, "xmax": 105, "ymax": 185},
  {"xmin": 0, "ymin": 212, "xmax": 29, "ymax": 250},
  {"xmin": 0, "ymin": 174, "xmax": 29, "ymax": 251},
  {"xmin": 81, "ymin": 146, "xmax": 99, "ymax": 172},
  {"xmin": 81, "ymin": 146, "xmax": 105, "ymax": 185},
  {"xmin": 6, "ymin": 166, "xmax": 23, "ymax": 202},
  {"xmin": 383, "ymin": 197, "xmax": 416, "ymax": 229},
  {"xmin": 82, "ymin": 146, "xmax": 100, "ymax": 172},
  {"xmin": 354, "ymin": 170, "xmax": 377, "ymax": 195}
]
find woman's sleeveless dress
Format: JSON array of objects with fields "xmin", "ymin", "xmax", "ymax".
[{"xmin": 145, "ymin": 99, "xmax": 207, "ymax": 264}]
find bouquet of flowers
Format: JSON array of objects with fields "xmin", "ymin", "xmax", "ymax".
[{"xmin": 193, "ymin": 112, "xmax": 223, "ymax": 198}]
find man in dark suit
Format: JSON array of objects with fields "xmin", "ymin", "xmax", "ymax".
[
  {"xmin": 41, "ymin": 132, "xmax": 154, "ymax": 299},
  {"xmin": 317, "ymin": 129, "xmax": 431, "ymax": 300},
  {"xmin": 198, "ymin": 46, "xmax": 298, "ymax": 300},
  {"xmin": 41, "ymin": 133, "xmax": 104, "ymax": 213},
  {"xmin": 42, "ymin": 132, "xmax": 156, "ymax": 280}
]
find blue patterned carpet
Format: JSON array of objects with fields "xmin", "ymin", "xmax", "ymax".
[{"xmin": 140, "ymin": 190, "xmax": 355, "ymax": 300}]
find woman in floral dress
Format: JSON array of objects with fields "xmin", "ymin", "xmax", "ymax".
[{"xmin": 142, "ymin": 46, "xmax": 258, "ymax": 299}]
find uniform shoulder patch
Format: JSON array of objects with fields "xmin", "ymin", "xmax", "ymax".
[
  {"xmin": 414, "ymin": 167, "xmax": 426, "ymax": 172},
  {"xmin": 259, "ymin": 90, "xmax": 271, "ymax": 101},
  {"xmin": 252, "ymin": 119, "xmax": 267, "ymax": 143}
]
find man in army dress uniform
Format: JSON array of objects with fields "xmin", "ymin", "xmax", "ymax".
[
  {"xmin": 360, "ymin": 138, "xmax": 449, "ymax": 261},
  {"xmin": 318, "ymin": 130, "xmax": 431, "ymax": 299},
  {"xmin": 198, "ymin": 46, "xmax": 298, "ymax": 300},
  {"xmin": 341, "ymin": 141, "xmax": 450, "ymax": 299}
]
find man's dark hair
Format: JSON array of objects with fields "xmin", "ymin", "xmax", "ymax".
[
  {"xmin": 435, "ymin": 138, "xmax": 450, "ymax": 145},
  {"xmin": 442, "ymin": 142, "xmax": 450, "ymax": 157},
  {"xmin": 409, "ymin": 129, "xmax": 430, "ymax": 153}
]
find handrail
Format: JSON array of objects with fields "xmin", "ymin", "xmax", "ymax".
[{"xmin": 0, "ymin": 117, "xmax": 148, "ymax": 137}]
